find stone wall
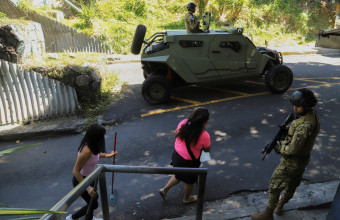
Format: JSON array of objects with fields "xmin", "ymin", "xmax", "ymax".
[
  {"xmin": 0, "ymin": 22, "xmax": 45, "ymax": 63},
  {"xmin": 32, "ymin": 65, "xmax": 102, "ymax": 103}
]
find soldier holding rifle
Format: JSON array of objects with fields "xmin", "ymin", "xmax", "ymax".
[{"xmin": 251, "ymin": 88, "xmax": 320, "ymax": 220}]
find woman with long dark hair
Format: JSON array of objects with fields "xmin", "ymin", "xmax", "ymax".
[
  {"xmin": 66, "ymin": 124, "xmax": 117, "ymax": 220},
  {"xmin": 159, "ymin": 108, "xmax": 211, "ymax": 203}
]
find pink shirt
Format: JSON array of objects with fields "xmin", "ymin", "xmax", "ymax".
[
  {"xmin": 79, "ymin": 152, "xmax": 100, "ymax": 177},
  {"xmin": 175, "ymin": 119, "xmax": 210, "ymax": 160}
]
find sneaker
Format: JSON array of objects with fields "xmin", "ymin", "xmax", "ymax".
[
  {"xmin": 65, "ymin": 214, "xmax": 74, "ymax": 220},
  {"xmin": 93, "ymin": 217, "xmax": 103, "ymax": 220}
]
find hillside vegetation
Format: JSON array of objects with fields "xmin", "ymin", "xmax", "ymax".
[{"xmin": 57, "ymin": 0, "xmax": 336, "ymax": 54}]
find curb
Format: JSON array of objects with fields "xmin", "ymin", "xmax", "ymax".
[
  {"xmin": 272, "ymin": 46, "xmax": 340, "ymax": 56},
  {"xmin": 166, "ymin": 180, "xmax": 339, "ymax": 220},
  {"xmin": 0, "ymin": 117, "xmax": 87, "ymax": 141}
]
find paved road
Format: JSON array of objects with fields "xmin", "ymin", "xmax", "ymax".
[{"xmin": 1, "ymin": 53, "xmax": 340, "ymax": 219}]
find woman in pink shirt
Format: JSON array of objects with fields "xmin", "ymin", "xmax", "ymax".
[
  {"xmin": 66, "ymin": 124, "xmax": 117, "ymax": 220},
  {"xmin": 159, "ymin": 108, "xmax": 211, "ymax": 203}
]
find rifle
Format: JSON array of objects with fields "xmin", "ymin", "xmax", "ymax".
[{"xmin": 261, "ymin": 112, "xmax": 295, "ymax": 161}]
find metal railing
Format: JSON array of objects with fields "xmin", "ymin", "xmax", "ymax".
[{"xmin": 42, "ymin": 164, "xmax": 208, "ymax": 220}]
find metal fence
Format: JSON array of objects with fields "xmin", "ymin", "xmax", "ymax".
[
  {"xmin": 42, "ymin": 165, "xmax": 208, "ymax": 220},
  {"xmin": 0, "ymin": 0, "xmax": 109, "ymax": 53},
  {"xmin": 0, "ymin": 59, "xmax": 79, "ymax": 125}
]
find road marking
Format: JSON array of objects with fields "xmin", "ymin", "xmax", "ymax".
[
  {"xmin": 141, "ymin": 77, "xmax": 340, "ymax": 117},
  {"xmin": 204, "ymin": 87, "xmax": 249, "ymax": 96},
  {"xmin": 245, "ymin": 81, "xmax": 265, "ymax": 85},
  {"xmin": 302, "ymin": 77, "xmax": 340, "ymax": 80},
  {"xmin": 141, "ymin": 91, "xmax": 270, "ymax": 117},
  {"xmin": 293, "ymin": 81, "xmax": 340, "ymax": 90},
  {"xmin": 294, "ymin": 78, "xmax": 330, "ymax": 84},
  {"xmin": 170, "ymin": 96, "xmax": 201, "ymax": 104}
]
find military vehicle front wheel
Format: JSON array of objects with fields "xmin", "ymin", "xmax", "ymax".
[
  {"xmin": 265, "ymin": 64, "xmax": 293, "ymax": 94},
  {"xmin": 142, "ymin": 75, "xmax": 171, "ymax": 104},
  {"xmin": 131, "ymin": 24, "xmax": 147, "ymax": 55}
]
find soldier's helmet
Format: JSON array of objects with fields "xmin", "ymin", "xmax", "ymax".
[
  {"xmin": 290, "ymin": 88, "xmax": 317, "ymax": 108},
  {"xmin": 187, "ymin": 2, "xmax": 197, "ymax": 11}
]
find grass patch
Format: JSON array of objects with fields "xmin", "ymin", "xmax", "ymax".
[
  {"xmin": 12, "ymin": 0, "xmax": 336, "ymax": 53},
  {"xmin": 0, "ymin": 18, "xmax": 32, "ymax": 26},
  {"xmin": 17, "ymin": 0, "xmax": 57, "ymax": 19},
  {"xmin": 24, "ymin": 52, "xmax": 105, "ymax": 69},
  {"xmin": 61, "ymin": 0, "xmax": 334, "ymax": 52}
]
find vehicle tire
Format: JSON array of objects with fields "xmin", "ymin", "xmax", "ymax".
[
  {"xmin": 131, "ymin": 24, "xmax": 147, "ymax": 55},
  {"xmin": 265, "ymin": 64, "xmax": 293, "ymax": 94},
  {"xmin": 142, "ymin": 75, "xmax": 171, "ymax": 104}
]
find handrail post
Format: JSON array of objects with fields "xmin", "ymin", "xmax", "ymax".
[
  {"xmin": 196, "ymin": 173, "xmax": 207, "ymax": 220},
  {"xmin": 99, "ymin": 170, "xmax": 110, "ymax": 220},
  {"xmin": 44, "ymin": 165, "xmax": 207, "ymax": 220}
]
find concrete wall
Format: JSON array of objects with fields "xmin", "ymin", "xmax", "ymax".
[
  {"xmin": 0, "ymin": 0, "xmax": 108, "ymax": 53},
  {"xmin": 0, "ymin": 22, "xmax": 46, "ymax": 63}
]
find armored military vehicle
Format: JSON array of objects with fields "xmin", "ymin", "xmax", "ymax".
[{"xmin": 131, "ymin": 12, "xmax": 293, "ymax": 104}]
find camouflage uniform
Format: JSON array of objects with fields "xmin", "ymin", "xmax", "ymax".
[
  {"xmin": 185, "ymin": 12, "xmax": 200, "ymax": 33},
  {"xmin": 267, "ymin": 110, "xmax": 320, "ymax": 209}
]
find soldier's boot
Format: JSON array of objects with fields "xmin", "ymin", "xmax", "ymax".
[
  {"xmin": 274, "ymin": 197, "xmax": 285, "ymax": 216},
  {"xmin": 250, "ymin": 206, "xmax": 274, "ymax": 220}
]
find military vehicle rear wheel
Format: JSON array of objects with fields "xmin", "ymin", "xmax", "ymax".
[
  {"xmin": 265, "ymin": 64, "xmax": 293, "ymax": 94},
  {"xmin": 142, "ymin": 75, "xmax": 171, "ymax": 104},
  {"xmin": 131, "ymin": 24, "xmax": 146, "ymax": 55}
]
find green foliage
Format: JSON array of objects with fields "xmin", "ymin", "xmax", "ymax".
[
  {"xmin": 24, "ymin": 52, "xmax": 104, "ymax": 69},
  {"xmin": 17, "ymin": 0, "xmax": 31, "ymax": 12},
  {"xmin": 0, "ymin": 143, "xmax": 41, "ymax": 157},
  {"xmin": 0, "ymin": 12, "xmax": 7, "ymax": 19},
  {"xmin": 101, "ymin": 71, "xmax": 120, "ymax": 94},
  {"xmin": 210, "ymin": 0, "xmax": 245, "ymax": 21},
  {"xmin": 78, "ymin": 0, "xmax": 97, "ymax": 28},
  {"xmin": 124, "ymin": 0, "xmax": 147, "ymax": 17},
  {"xmin": 35, "ymin": 0, "xmax": 334, "ymax": 51},
  {"xmin": 17, "ymin": 0, "xmax": 55, "ymax": 18},
  {"xmin": 0, "ymin": 207, "xmax": 65, "ymax": 220}
]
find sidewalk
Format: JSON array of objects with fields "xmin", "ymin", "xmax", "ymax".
[{"xmin": 167, "ymin": 180, "xmax": 339, "ymax": 220}]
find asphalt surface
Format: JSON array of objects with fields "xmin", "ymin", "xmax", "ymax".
[
  {"xmin": 1, "ymin": 45, "xmax": 340, "ymax": 220},
  {"xmin": 1, "ymin": 44, "xmax": 340, "ymax": 140}
]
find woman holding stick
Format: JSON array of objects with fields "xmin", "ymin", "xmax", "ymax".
[{"xmin": 66, "ymin": 124, "xmax": 117, "ymax": 220}]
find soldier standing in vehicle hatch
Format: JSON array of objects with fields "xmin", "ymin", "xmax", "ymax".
[
  {"xmin": 251, "ymin": 88, "xmax": 320, "ymax": 220},
  {"xmin": 185, "ymin": 2, "xmax": 202, "ymax": 33}
]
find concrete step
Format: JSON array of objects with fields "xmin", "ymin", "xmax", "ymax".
[{"xmin": 166, "ymin": 180, "xmax": 340, "ymax": 220}]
